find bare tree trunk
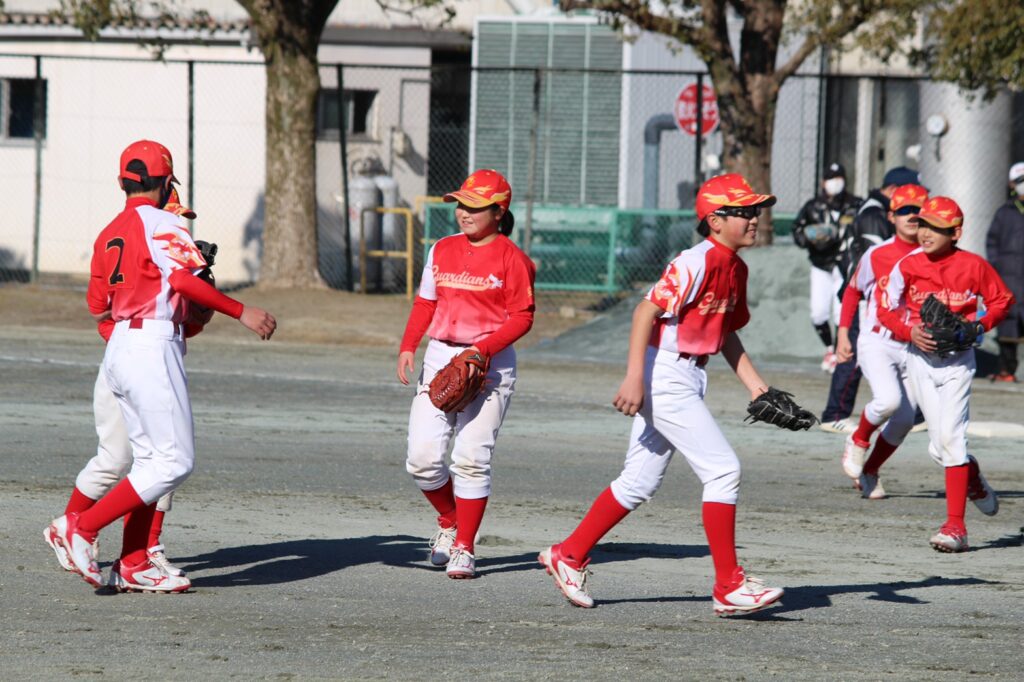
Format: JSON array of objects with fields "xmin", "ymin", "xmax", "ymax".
[{"xmin": 259, "ymin": 50, "xmax": 323, "ymax": 287}]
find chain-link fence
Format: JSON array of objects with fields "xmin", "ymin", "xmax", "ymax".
[{"xmin": 3, "ymin": 53, "xmax": 1023, "ymax": 309}]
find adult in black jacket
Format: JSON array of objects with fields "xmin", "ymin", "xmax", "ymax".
[
  {"xmin": 985, "ymin": 162, "xmax": 1024, "ymax": 382},
  {"xmin": 792, "ymin": 162, "xmax": 862, "ymax": 373},
  {"xmin": 820, "ymin": 166, "xmax": 921, "ymax": 433}
]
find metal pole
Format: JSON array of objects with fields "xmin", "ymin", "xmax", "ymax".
[
  {"xmin": 337, "ymin": 64, "xmax": 354, "ymax": 291},
  {"xmin": 694, "ymin": 73, "xmax": 704, "ymax": 186},
  {"xmin": 30, "ymin": 55, "xmax": 44, "ymax": 284},
  {"xmin": 524, "ymin": 69, "xmax": 541, "ymax": 257},
  {"xmin": 187, "ymin": 61, "xmax": 195, "ymax": 229}
]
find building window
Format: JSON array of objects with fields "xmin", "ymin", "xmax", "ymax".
[
  {"xmin": 1, "ymin": 78, "xmax": 47, "ymax": 140},
  {"xmin": 317, "ymin": 88, "xmax": 376, "ymax": 140}
]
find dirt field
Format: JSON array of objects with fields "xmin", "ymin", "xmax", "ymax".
[{"xmin": 1, "ymin": 285, "xmax": 1022, "ymax": 680}]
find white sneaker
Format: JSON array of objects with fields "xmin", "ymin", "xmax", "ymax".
[
  {"xmin": 446, "ymin": 546, "xmax": 476, "ymax": 579},
  {"xmin": 966, "ymin": 455, "xmax": 998, "ymax": 516},
  {"xmin": 910, "ymin": 421, "xmax": 928, "ymax": 433},
  {"xmin": 712, "ymin": 567, "xmax": 784, "ymax": 615},
  {"xmin": 858, "ymin": 472, "xmax": 886, "ymax": 499},
  {"xmin": 147, "ymin": 545, "xmax": 186, "ymax": 578},
  {"xmin": 428, "ymin": 524, "xmax": 457, "ymax": 567},
  {"xmin": 107, "ymin": 558, "xmax": 192, "ymax": 593},
  {"xmin": 821, "ymin": 346, "xmax": 837, "ymax": 374},
  {"xmin": 820, "ymin": 418, "xmax": 857, "ymax": 434},
  {"xmin": 538, "ymin": 544, "xmax": 594, "ymax": 608},
  {"xmin": 49, "ymin": 513, "xmax": 102, "ymax": 587},
  {"xmin": 841, "ymin": 435, "xmax": 868, "ymax": 480},
  {"xmin": 929, "ymin": 526, "xmax": 968, "ymax": 553}
]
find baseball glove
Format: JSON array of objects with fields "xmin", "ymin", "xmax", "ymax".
[
  {"xmin": 428, "ymin": 349, "xmax": 490, "ymax": 413},
  {"xmin": 919, "ymin": 294, "xmax": 983, "ymax": 356},
  {"xmin": 745, "ymin": 387, "xmax": 818, "ymax": 431},
  {"xmin": 194, "ymin": 240, "xmax": 218, "ymax": 286}
]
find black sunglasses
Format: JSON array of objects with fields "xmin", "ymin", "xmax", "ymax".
[
  {"xmin": 713, "ymin": 205, "xmax": 762, "ymax": 220},
  {"xmin": 918, "ymin": 222, "xmax": 957, "ymax": 236},
  {"xmin": 893, "ymin": 206, "xmax": 921, "ymax": 216}
]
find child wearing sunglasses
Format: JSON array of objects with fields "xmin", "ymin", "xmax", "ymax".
[
  {"xmin": 538, "ymin": 174, "xmax": 788, "ymax": 615},
  {"xmin": 877, "ymin": 197, "xmax": 1014, "ymax": 552},
  {"xmin": 834, "ymin": 184, "xmax": 928, "ymax": 498}
]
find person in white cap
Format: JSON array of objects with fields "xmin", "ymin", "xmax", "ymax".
[{"xmin": 984, "ymin": 161, "xmax": 1024, "ymax": 382}]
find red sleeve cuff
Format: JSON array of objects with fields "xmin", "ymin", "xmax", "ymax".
[
  {"xmin": 839, "ymin": 285, "xmax": 862, "ymax": 328},
  {"xmin": 168, "ymin": 269, "xmax": 244, "ymax": 319}
]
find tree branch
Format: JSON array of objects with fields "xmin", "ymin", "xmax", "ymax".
[
  {"xmin": 773, "ymin": 2, "xmax": 874, "ymax": 84},
  {"xmin": 561, "ymin": 0, "xmax": 701, "ymax": 47}
]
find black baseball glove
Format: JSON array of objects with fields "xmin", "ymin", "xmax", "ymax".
[
  {"xmin": 745, "ymin": 387, "xmax": 818, "ymax": 431},
  {"xmin": 919, "ymin": 294, "xmax": 983, "ymax": 356},
  {"xmin": 195, "ymin": 240, "xmax": 218, "ymax": 286}
]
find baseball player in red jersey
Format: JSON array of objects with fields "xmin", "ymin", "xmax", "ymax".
[
  {"xmin": 397, "ymin": 169, "xmax": 536, "ymax": 579},
  {"xmin": 878, "ymin": 196, "xmax": 1014, "ymax": 552},
  {"xmin": 44, "ymin": 140, "xmax": 276, "ymax": 591},
  {"xmin": 44, "ymin": 194, "xmax": 206, "ymax": 584},
  {"xmin": 835, "ymin": 184, "xmax": 928, "ymax": 498},
  {"xmin": 539, "ymin": 174, "xmax": 785, "ymax": 615}
]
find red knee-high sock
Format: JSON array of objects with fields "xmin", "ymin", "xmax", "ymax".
[
  {"xmin": 560, "ymin": 487, "xmax": 631, "ymax": 565},
  {"xmin": 64, "ymin": 487, "xmax": 96, "ymax": 515},
  {"xmin": 76, "ymin": 478, "xmax": 145, "ymax": 536},
  {"xmin": 121, "ymin": 503, "xmax": 157, "ymax": 565},
  {"xmin": 148, "ymin": 510, "xmax": 166, "ymax": 550},
  {"xmin": 852, "ymin": 413, "xmax": 879, "ymax": 447},
  {"xmin": 863, "ymin": 436, "xmax": 899, "ymax": 475},
  {"xmin": 421, "ymin": 479, "xmax": 456, "ymax": 528},
  {"xmin": 703, "ymin": 502, "xmax": 738, "ymax": 586},
  {"xmin": 454, "ymin": 496, "xmax": 487, "ymax": 553},
  {"xmin": 945, "ymin": 464, "xmax": 969, "ymax": 532}
]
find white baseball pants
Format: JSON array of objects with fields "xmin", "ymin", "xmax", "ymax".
[
  {"xmin": 406, "ymin": 339, "xmax": 516, "ymax": 500},
  {"xmin": 75, "ymin": 368, "xmax": 175, "ymax": 512},
  {"xmin": 102, "ymin": 320, "xmax": 195, "ymax": 504},
  {"xmin": 857, "ymin": 330, "xmax": 917, "ymax": 446},
  {"xmin": 809, "ymin": 264, "xmax": 842, "ymax": 327},
  {"xmin": 905, "ymin": 347, "xmax": 974, "ymax": 467},
  {"xmin": 609, "ymin": 347, "xmax": 740, "ymax": 510}
]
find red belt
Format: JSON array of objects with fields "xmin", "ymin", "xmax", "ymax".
[{"xmin": 680, "ymin": 352, "xmax": 710, "ymax": 367}]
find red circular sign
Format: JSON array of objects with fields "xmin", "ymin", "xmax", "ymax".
[{"xmin": 674, "ymin": 83, "xmax": 719, "ymax": 137}]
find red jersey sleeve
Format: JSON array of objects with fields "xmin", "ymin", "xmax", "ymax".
[
  {"xmin": 400, "ymin": 296, "xmax": 438, "ymax": 354},
  {"xmin": 877, "ymin": 261, "xmax": 912, "ymax": 342},
  {"xmin": 839, "ymin": 282, "xmax": 862, "ymax": 328},
  {"xmin": 474, "ymin": 248, "xmax": 536, "ymax": 356},
  {"xmin": 976, "ymin": 262, "xmax": 1015, "ymax": 331}
]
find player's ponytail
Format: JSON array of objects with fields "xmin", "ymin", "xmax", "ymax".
[{"xmin": 498, "ymin": 209, "xmax": 515, "ymax": 237}]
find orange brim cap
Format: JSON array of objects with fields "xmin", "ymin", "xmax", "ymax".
[
  {"xmin": 443, "ymin": 189, "xmax": 498, "ymax": 208},
  {"xmin": 918, "ymin": 196, "xmax": 963, "ymax": 228}
]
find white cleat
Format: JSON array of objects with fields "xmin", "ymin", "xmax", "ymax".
[
  {"xmin": 858, "ymin": 472, "xmax": 887, "ymax": 499},
  {"xmin": 929, "ymin": 526, "xmax": 968, "ymax": 553},
  {"xmin": 820, "ymin": 418, "xmax": 857, "ymax": 435},
  {"xmin": 966, "ymin": 455, "xmax": 998, "ymax": 517},
  {"xmin": 428, "ymin": 524, "xmax": 457, "ymax": 567},
  {"xmin": 841, "ymin": 435, "xmax": 868, "ymax": 480},
  {"xmin": 49, "ymin": 513, "xmax": 102, "ymax": 587},
  {"xmin": 538, "ymin": 544, "xmax": 594, "ymax": 608},
  {"xmin": 107, "ymin": 558, "xmax": 192, "ymax": 593},
  {"xmin": 446, "ymin": 546, "xmax": 476, "ymax": 579},
  {"xmin": 713, "ymin": 567, "xmax": 784, "ymax": 616}
]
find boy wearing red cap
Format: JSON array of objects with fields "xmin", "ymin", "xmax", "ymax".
[
  {"xmin": 835, "ymin": 184, "xmax": 928, "ymax": 498},
  {"xmin": 397, "ymin": 169, "xmax": 536, "ymax": 580},
  {"xmin": 878, "ymin": 196, "xmax": 1014, "ymax": 552},
  {"xmin": 45, "ymin": 140, "xmax": 277, "ymax": 591},
  {"xmin": 538, "ymin": 173, "xmax": 789, "ymax": 615}
]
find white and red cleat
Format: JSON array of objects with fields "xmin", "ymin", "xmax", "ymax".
[
  {"xmin": 929, "ymin": 525, "xmax": 969, "ymax": 553},
  {"xmin": 712, "ymin": 566, "xmax": 784, "ymax": 616},
  {"xmin": 48, "ymin": 513, "xmax": 102, "ymax": 587},
  {"xmin": 446, "ymin": 546, "xmax": 476, "ymax": 579},
  {"xmin": 107, "ymin": 558, "xmax": 192, "ymax": 593},
  {"xmin": 538, "ymin": 544, "xmax": 594, "ymax": 608}
]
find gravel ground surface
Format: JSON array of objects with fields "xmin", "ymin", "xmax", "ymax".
[{"xmin": 1, "ymin": 287, "xmax": 1022, "ymax": 680}]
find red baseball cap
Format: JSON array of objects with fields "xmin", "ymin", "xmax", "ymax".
[
  {"xmin": 889, "ymin": 184, "xmax": 928, "ymax": 212},
  {"xmin": 119, "ymin": 139, "xmax": 178, "ymax": 184},
  {"xmin": 695, "ymin": 173, "xmax": 776, "ymax": 221},
  {"xmin": 443, "ymin": 169, "xmax": 512, "ymax": 211},
  {"xmin": 918, "ymin": 196, "xmax": 963, "ymax": 229}
]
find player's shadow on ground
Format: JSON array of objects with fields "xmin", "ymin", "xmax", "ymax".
[
  {"xmin": 885, "ymin": 488, "xmax": 1024, "ymax": 501},
  {"xmin": 175, "ymin": 538, "xmax": 708, "ymax": 586}
]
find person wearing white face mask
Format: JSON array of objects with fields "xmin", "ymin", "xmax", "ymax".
[
  {"xmin": 792, "ymin": 162, "xmax": 862, "ymax": 376},
  {"xmin": 984, "ymin": 161, "xmax": 1024, "ymax": 382}
]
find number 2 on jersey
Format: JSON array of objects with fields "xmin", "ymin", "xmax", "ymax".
[{"xmin": 106, "ymin": 237, "xmax": 126, "ymax": 285}]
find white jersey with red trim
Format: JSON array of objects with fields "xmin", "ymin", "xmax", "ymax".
[
  {"xmin": 87, "ymin": 196, "xmax": 207, "ymax": 323},
  {"xmin": 852, "ymin": 236, "xmax": 918, "ymax": 332},
  {"xmin": 419, "ymin": 233, "xmax": 535, "ymax": 346},
  {"xmin": 645, "ymin": 237, "xmax": 750, "ymax": 355}
]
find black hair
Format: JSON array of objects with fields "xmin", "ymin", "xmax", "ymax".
[
  {"xmin": 696, "ymin": 218, "xmax": 710, "ymax": 238},
  {"xmin": 122, "ymin": 159, "xmax": 169, "ymax": 195},
  {"xmin": 498, "ymin": 209, "xmax": 515, "ymax": 236}
]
